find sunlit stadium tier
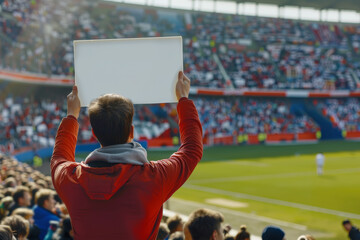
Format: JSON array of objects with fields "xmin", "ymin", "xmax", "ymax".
[{"xmin": 1, "ymin": 1, "xmax": 360, "ymax": 91}]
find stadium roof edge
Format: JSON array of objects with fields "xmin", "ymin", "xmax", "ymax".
[{"xmin": 223, "ymin": 0, "xmax": 360, "ymax": 12}]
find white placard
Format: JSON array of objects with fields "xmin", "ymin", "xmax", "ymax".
[{"xmin": 74, "ymin": 36, "xmax": 183, "ymax": 106}]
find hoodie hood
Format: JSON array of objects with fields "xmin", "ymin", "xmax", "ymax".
[
  {"xmin": 76, "ymin": 142, "xmax": 149, "ymax": 200},
  {"xmin": 84, "ymin": 142, "xmax": 148, "ymax": 165}
]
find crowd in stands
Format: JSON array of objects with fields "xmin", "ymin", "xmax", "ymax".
[
  {"xmin": 1, "ymin": 1, "xmax": 360, "ymax": 90},
  {"xmin": 0, "ymin": 154, "xmax": 73, "ymax": 240},
  {"xmin": 314, "ymin": 98, "xmax": 360, "ymax": 132},
  {"xmin": 0, "ymin": 94, "xmax": 322, "ymax": 154},
  {"xmin": 1, "ymin": 153, "xmax": 358, "ymax": 240},
  {"xmin": 195, "ymin": 97, "xmax": 317, "ymax": 137}
]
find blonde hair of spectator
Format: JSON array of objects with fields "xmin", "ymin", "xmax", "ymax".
[
  {"xmin": 12, "ymin": 208, "xmax": 34, "ymax": 220},
  {"xmin": 35, "ymin": 189, "xmax": 55, "ymax": 207}
]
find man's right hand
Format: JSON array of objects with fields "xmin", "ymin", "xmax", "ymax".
[
  {"xmin": 176, "ymin": 71, "xmax": 191, "ymax": 101},
  {"xmin": 67, "ymin": 85, "xmax": 81, "ymax": 119}
]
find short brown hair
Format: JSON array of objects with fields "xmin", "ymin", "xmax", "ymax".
[
  {"xmin": 186, "ymin": 208, "xmax": 224, "ymax": 240},
  {"xmin": 1, "ymin": 215, "xmax": 29, "ymax": 239},
  {"xmin": 35, "ymin": 189, "xmax": 54, "ymax": 207},
  {"xmin": 12, "ymin": 186, "xmax": 30, "ymax": 204},
  {"xmin": 89, "ymin": 94, "xmax": 134, "ymax": 146}
]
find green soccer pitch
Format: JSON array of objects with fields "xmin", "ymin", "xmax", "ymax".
[{"xmin": 76, "ymin": 140, "xmax": 360, "ymax": 239}]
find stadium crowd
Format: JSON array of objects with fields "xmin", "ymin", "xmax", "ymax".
[
  {"xmin": 1, "ymin": 154, "xmax": 359, "ymax": 240},
  {"xmin": 314, "ymin": 98, "xmax": 360, "ymax": 132},
  {"xmin": 1, "ymin": 1, "xmax": 360, "ymax": 90},
  {"xmin": 0, "ymin": 94, "xmax": 322, "ymax": 154}
]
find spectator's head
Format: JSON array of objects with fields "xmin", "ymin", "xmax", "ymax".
[
  {"xmin": 157, "ymin": 223, "xmax": 169, "ymax": 240},
  {"xmin": 1, "ymin": 215, "xmax": 29, "ymax": 240},
  {"xmin": 261, "ymin": 226, "xmax": 285, "ymax": 240},
  {"xmin": 4, "ymin": 178, "xmax": 16, "ymax": 188},
  {"xmin": 12, "ymin": 208, "xmax": 34, "ymax": 224},
  {"xmin": 167, "ymin": 215, "xmax": 184, "ymax": 234},
  {"xmin": 59, "ymin": 217, "xmax": 73, "ymax": 239},
  {"xmin": 185, "ymin": 208, "xmax": 224, "ymax": 240},
  {"xmin": 89, "ymin": 94, "xmax": 134, "ymax": 147},
  {"xmin": 12, "ymin": 186, "xmax": 31, "ymax": 207},
  {"xmin": 0, "ymin": 225, "xmax": 14, "ymax": 240},
  {"xmin": 35, "ymin": 189, "xmax": 56, "ymax": 211},
  {"xmin": 342, "ymin": 219, "xmax": 353, "ymax": 232},
  {"xmin": 235, "ymin": 225, "xmax": 250, "ymax": 240},
  {"xmin": 297, "ymin": 235, "xmax": 315, "ymax": 240},
  {"xmin": 0, "ymin": 196, "xmax": 15, "ymax": 219},
  {"xmin": 169, "ymin": 231, "xmax": 185, "ymax": 240}
]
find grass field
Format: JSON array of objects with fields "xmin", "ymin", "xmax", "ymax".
[{"xmin": 76, "ymin": 140, "xmax": 360, "ymax": 239}]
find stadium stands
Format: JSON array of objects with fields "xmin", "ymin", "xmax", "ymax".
[{"xmin": 1, "ymin": 1, "xmax": 360, "ymax": 91}]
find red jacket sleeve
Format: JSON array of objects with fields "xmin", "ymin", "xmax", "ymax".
[
  {"xmin": 154, "ymin": 98, "xmax": 203, "ymax": 202},
  {"xmin": 51, "ymin": 117, "xmax": 79, "ymax": 188}
]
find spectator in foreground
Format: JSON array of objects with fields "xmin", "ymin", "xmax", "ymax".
[
  {"xmin": 167, "ymin": 215, "xmax": 184, "ymax": 235},
  {"xmin": 157, "ymin": 223, "xmax": 170, "ymax": 240},
  {"xmin": 32, "ymin": 189, "xmax": 60, "ymax": 240},
  {"xmin": 184, "ymin": 208, "xmax": 224, "ymax": 240},
  {"xmin": 261, "ymin": 226, "xmax": 285, "ymax": 240},
  {"xmin": 297, "ymin": 235, "xmax": 315, "ymax": 240},
  {"xmin": 8, "ymin": 186, "xmax": 32, "ymax": 215},
  {"xmin": 235, "ymin": 225, "xmax": 250, "ymax": 240},
  {"xmin": 1, "ymin": 215, "xmax": 29, "ymax": 240},
  {"xmin": 0, "ymin": 225, "xmax": 14, "ymax": 240},
  {"xmin": 53, "ymin": 217, "xmax": 74, "ymax": 240},
  {"xmin": 12, "ymin": 208, "xmax": 41, "ymax": 240},
  {"xmin": 51, "ymin": 71, "xmax": 203, "ymax": 239},
  {"xmin": 343, "ymin": 220, "xmax": 360, "ymax": 240}
]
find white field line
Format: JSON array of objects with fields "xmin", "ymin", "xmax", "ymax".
[
  {"xmin": 189, "ymin": 167, "xmax": 360, "ymax": 184},
  {"xmin": 224, "ymin": 160, "xmax": 269, "ymax": 167},
  {"xmin": 183, "ymin": 184, "xmax": 360, "ymax": 220},
  {"xmin": 170, "ymin": 197, "xmax": 306, "ymax": 232}
]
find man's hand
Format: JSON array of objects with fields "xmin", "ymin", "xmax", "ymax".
[
  {"xmin": 176, "ymin": 71, "xmax": 190, "ymax": 101},
  {"xmin": 67, "ymin": 85, "xmax": 81, "ymax": 119}
]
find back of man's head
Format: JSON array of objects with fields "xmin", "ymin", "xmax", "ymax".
[
  {"xmin": 89, "ymin": 94, "xmax": 134, "ymax": 146},
  {"xmin": 186, "ymin": 208, "xmax": 224, "ymax": 240}
]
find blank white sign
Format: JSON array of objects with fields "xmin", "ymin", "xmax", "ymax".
[{"xmin": 74, "ymin": 36, "xmax": 183, "ymax": 106}]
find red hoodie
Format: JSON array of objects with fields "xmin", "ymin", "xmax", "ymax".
[{"xmin": 51, "ymin": 98, "xmax": 203, "ymax": 240}]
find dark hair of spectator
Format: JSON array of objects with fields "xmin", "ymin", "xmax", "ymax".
[
  {"xmin": 235, "ymin": 225, "xmax": 250, "ymax": 240},
  {"xmin": 342, "ymin": 219, "xmax": 351, "ymax": 225},
  {"xmin": 1, "ymin": 215, "xmax": 29, "ymax": 239},
  {"xmin": 187, "ymin": 208, "xmax": 224, "ymax": 240},
  {"xmin": 0, "ymin": 225, "xmax": 14, "ymax": 240},
  {"xmin": 167, "ymin": 215, "xmax": 183, "ymax": 234},
  {"xmin": 157, "ymin": 223, "xmax": 169, "ymax": 240},
  {"xmin": 89, "ymin": 94, "xmax": 134, "ymax": 146},
  {"xmin": 12, "ymin": 186, "xmax": 30, "ymax": 204}
]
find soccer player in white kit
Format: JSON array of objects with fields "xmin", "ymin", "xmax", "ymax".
[{"xmin": 316, "ymin": 153, "xmax": 325, "ymax": 176}]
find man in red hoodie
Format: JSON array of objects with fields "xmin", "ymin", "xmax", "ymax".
[{"xmin": 51, "ymin": 71, "xmax": 203, "ymax": 240}]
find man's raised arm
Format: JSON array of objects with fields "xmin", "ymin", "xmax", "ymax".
[
  {"xmin": 51, "ymin": 86, "xmax": 81, "ymax": 177},
  {"xmin": 155, "ymin": 71, "xmax": 203, "ymax": 201}
]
